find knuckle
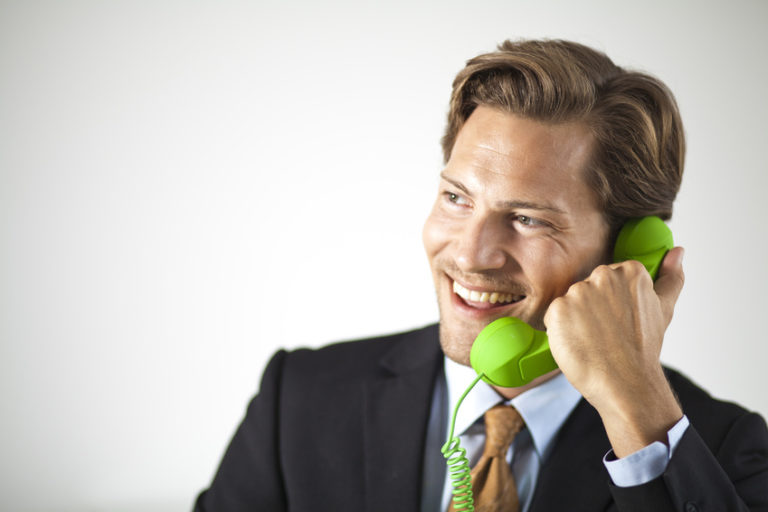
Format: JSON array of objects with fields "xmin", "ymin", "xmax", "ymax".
[
  {"xmin": 566, "ymin": 280, "xmax": 588, "ymax": 299},
  {"xmin": 624, "ymin": 259, "xmax": 646, "ymax": 274},
  {"xmin": 676, "ymin": 267, "xmax": 686, "ymax": 287},
  {"xmin": 591, "ymin": 264, "xmax": 611, "ymax": 280},
  {"xmin": 546, "ymin": 296, "xmax": 566, "ymax": 318},
  {"xmin": 618, "ymin": 260, "xmax": 651, "ymax": 289}
]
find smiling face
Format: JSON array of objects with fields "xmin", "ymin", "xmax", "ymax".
[{"xmin": 423, "ymin": 106, "xmax": 611, "ymax": 367}]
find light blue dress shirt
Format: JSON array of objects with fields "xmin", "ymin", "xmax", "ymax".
[{"xmin": 433, "ymin": 357, "xmax": 689, "ymax": 512}]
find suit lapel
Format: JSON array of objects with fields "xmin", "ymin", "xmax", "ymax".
[
  {"xmin": 362, "ymin": 324, "xmax": 442, "ymax": 511},
  {"xmin": 529, "ymin": 399, "xmax": 614, "ymax": 511}
]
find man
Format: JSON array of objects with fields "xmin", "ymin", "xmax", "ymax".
[{"xmin": 195, "ymin": 40, "xmax": 768, "ymax": 511}]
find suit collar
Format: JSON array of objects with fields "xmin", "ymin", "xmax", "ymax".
[
  {"xmin": 377, "ymin": 323, "xmax": 441, "ymax": 375},
  {"xmin": 362, "ymin": 324, "xmax": 442, "ymax": 511}
]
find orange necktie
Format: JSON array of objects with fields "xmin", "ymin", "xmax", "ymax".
[{"xmin": 448, "ymin": 404, "xmax": 525, "ymax": 512}]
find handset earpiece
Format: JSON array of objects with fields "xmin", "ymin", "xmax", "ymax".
[
  {"xmin": 469, "ymin": 216, "xmax": 674, "ymax": 387},
  {"xmin": 612, "ymin": 216, "xmax": 673, "ymax": 280}
]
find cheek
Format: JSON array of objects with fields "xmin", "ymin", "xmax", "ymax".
[
  {"xmin": 522, "ymin": 242, "xmax": 585, "ymax": 296},
  {"xmin": 422, "ymin": 208, "xmax": 450, "ymax": 260},
  {"xmin": 525, "ymin": 237, "xmax": 609, "ymax": 300}
]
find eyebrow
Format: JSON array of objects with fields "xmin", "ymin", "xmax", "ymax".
[{"xmin": 439, "ymin": 172, "xmax": 567, "ymax": 215}]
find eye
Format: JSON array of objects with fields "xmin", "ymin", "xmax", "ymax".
[
  {"xmin": 518, "ymin": 215, "xmax": 534, "ymax": 225},
  {"xmin": 515, "ymin": 215, "xmax": 547, "ymax": 228},
  {"xmin": 443, "ymin": 191, "xmax": 470, "ymax": 207}
]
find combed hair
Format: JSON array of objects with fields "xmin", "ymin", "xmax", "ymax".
[{"xmin": 442, "ymin": 39, "xmax": 685, "ymax": 233}]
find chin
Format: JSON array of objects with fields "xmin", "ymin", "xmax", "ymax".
[{"xmin": 437, "ymin": 321, "xmax": 475, "ymax": 367}]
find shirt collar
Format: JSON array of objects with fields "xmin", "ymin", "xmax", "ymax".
[{"xmin": 444, "ymin": 356, "xmax": 582, "ymax": 460}]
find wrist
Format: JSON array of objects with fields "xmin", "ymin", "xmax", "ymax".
[{"xmin": 594, "ymin": 370, "xmax": 683, "ymax": 458}]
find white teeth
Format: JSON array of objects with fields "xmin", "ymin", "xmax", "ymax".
[
  {"xmin": 452, "ymin": 281, "xmax": 522, "ymax": 304},
  {"xmin": 452, "ymin": 280, "xmax": 466, "ymax": 300}
]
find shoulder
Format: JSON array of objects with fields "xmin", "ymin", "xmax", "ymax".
[
  {"xmin": 276, "ymin": 323, "xmax": 441, "ymax": 382},
  {"xmin": 665, "ymin": 367, "xmax": 754, "ymax": 421},
  {"xmin": 664, "ymin": 367, "xmax": 768, "ymax": 450},
  {"xmin": 259, "ymin": 324, "xmax": 443, "ymax": 442}
]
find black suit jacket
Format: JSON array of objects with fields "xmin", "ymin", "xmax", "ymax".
[{"xmin": 195, "ymin": 324, "xmax": 768, "ymax": 511}]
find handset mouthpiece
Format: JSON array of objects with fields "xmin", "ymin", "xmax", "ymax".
[{"xmin": 470, "ymin": 317, "xmax": 555, "ymax": 387}]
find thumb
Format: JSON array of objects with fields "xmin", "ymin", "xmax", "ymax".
[{"xmin": 654, "ymin": 246, "xmax": 685, "ymax": 325}]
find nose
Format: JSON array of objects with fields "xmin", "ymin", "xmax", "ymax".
[{"xmin": 455, "ymin": 215, "xmax": 508, "ymax": 272}]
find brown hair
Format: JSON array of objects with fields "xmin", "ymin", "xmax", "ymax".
[{"xmin": 442, "ymin": 39, "xmax": 685, "ymax": 233}]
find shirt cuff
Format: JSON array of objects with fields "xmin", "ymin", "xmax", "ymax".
[{"xmin": 603, "ymin": 415, "xmax": 690, "ymax": 487}]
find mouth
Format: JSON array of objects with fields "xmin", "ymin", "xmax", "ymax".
[{"xmin": 451, "ymin": 279, "xmax": 526, "ymax": 311}]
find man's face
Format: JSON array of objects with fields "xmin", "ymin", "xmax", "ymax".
[{"xmin": 423, "ymin": 105, "xmax": 610, "ymax": 366}]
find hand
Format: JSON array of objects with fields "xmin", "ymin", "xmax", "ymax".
[{"xmin": 543, "ymin": 247, "xmax": 686, "ymax": 457}]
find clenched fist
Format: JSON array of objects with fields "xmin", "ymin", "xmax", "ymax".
[{"xmin": 544, "ymin": 247, "xmax": 686, "ymax": 457}]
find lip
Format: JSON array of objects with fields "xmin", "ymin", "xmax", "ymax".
[{"xmin": 447, "ymin": 275, "xmax": 525, "ymax": 320}]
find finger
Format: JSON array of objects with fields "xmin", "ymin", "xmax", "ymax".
[{"xmin": 654, "ymin": 246, "xmax": 685, "ymax": 323}]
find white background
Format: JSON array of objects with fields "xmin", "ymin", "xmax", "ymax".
[{"xmin": 1, "ymin": 1, "xmax": 766, "ymax": 510}]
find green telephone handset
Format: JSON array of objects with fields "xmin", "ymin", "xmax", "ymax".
[{"xmin": 442, "ymin": 216, "xmax": 674, "ymax": 510}]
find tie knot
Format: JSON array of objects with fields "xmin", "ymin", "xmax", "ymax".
[{"xmin": 482, "ymin": 404, "xmax": 524, "ymax": 457}]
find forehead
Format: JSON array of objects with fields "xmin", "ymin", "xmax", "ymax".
[{"xmin": 445, "ymin": 106, "xmax": 600, "ymax": 212}]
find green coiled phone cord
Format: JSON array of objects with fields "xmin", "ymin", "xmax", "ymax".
[{"xmin": 441, "ymin": 372, "xmax": 485, "ymax": 511}]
